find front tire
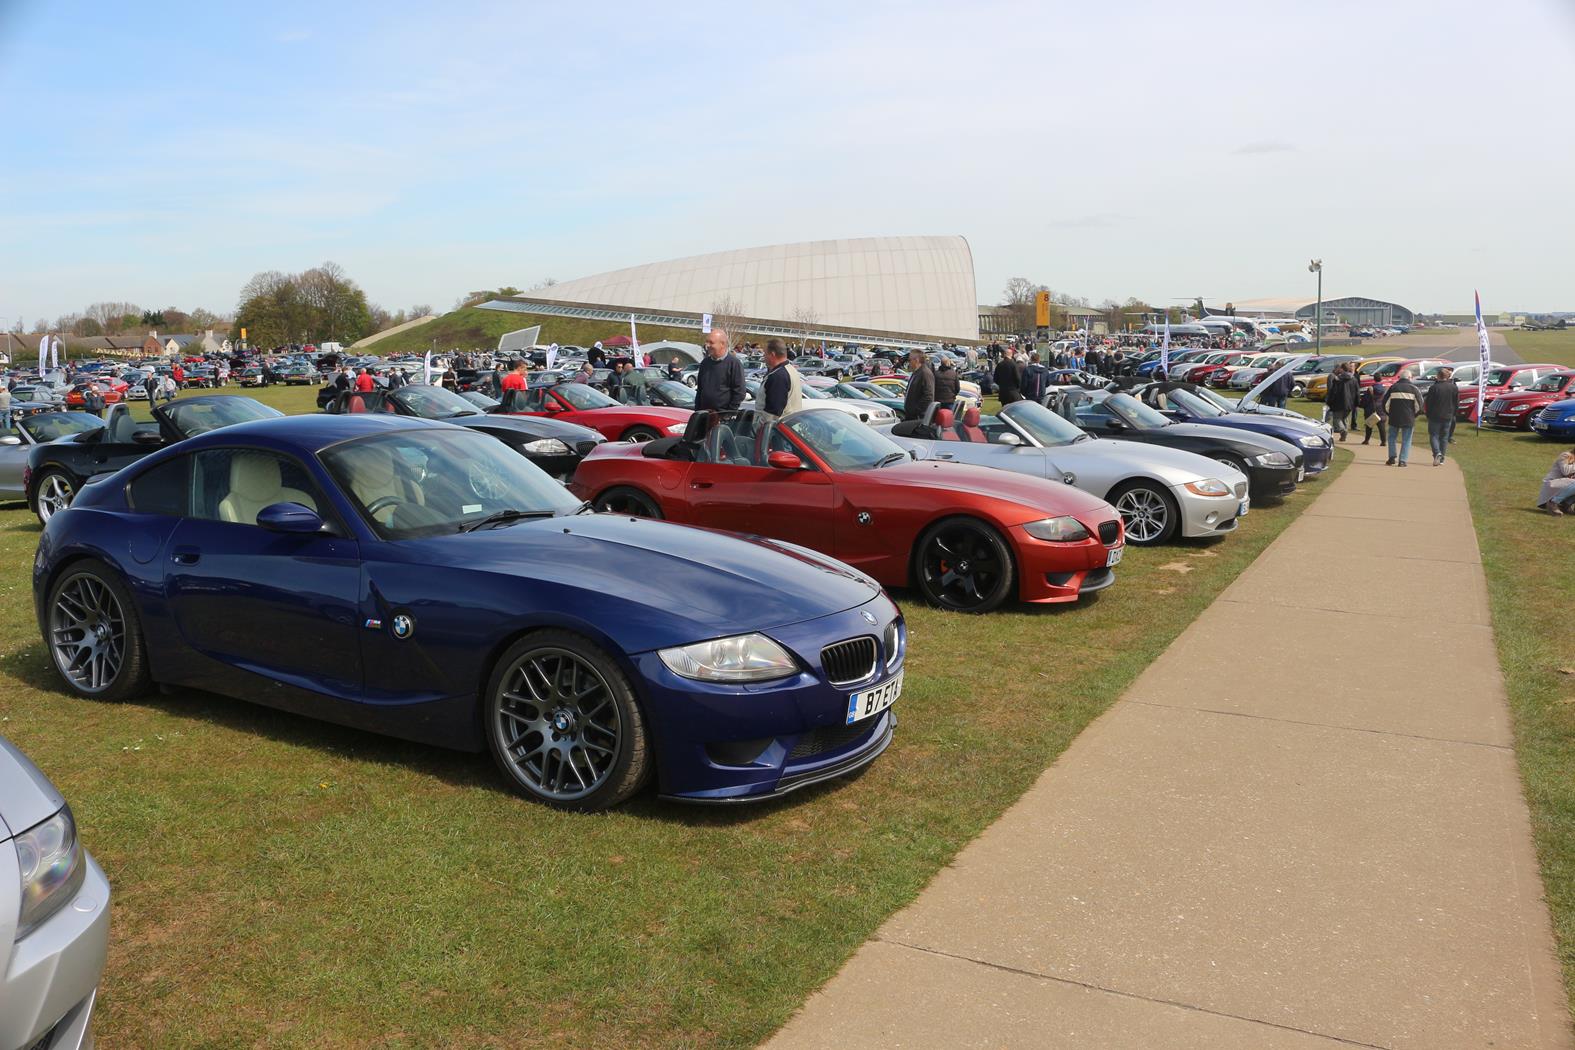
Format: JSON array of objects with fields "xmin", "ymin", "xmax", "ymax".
[
  {"xmin": 34, "ymin": 469, "xmax": 78, "ymax": 525},
  {"xmin": 47, "ymin": 561, "xmax": 151, "ymax": 701},
  {"xmin": 622, "ymin": 425, "xmax": 662, "ymax": 443},
  {"xmin": 1109, "ymin": 480, "xmax": 1180, "ymax": 545},
  {"xmin": 484, "ymin": 631, "xmax": 651, "ymax": 811},
  {"xmin": 594, "ymin": 486, "xmax": 663, "ymax": 519},
  {"xmin": 914, "ymin": 517, "xmax": 1015, "ymax": 613}
]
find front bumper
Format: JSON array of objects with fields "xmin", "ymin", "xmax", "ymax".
[
  {"xmin": 1482, "ymin": 407, "xmax": 1538, "ymax": 430},
  {"xmin": 1531, "ymin": 414, "xmax": 1575, "ymax": 438},
  {"xmin": 1300, "ymin": 444, "xmax": 1333, "ymax": 473},
  {"xmin": 0, "ymin": 852, "xmax": 109, "ymax": 1050},
  {"xmin": 1247, "ymin": 460, "xmax": 1300, "ymax": 499},
  {"xmin": 1176, "ymin": 480, "xmax": 1246, "ymax": 538},
  {"xmin": 634, "ymin": 597, "xmax": 904, "ymax": 802},
  {"xmin": 1011, "ymin": 519, "xmax": 1123, "ymax": 604}
]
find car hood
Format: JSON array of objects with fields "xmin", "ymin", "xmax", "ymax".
[
  {"xmin": 575, "ymin": 405, "xmax": 691, "ymax": 425},
  {"xmin": 861, "ymin": 460, "xmax": 1116, "ymax": 523},
  {"xmin": 0, "ymin": 735, "xmax": 66, "ymax": 841},
  {"xmin": 407, "ymin": 514, "xmax": 881, "ymax": 644},
  {"xmin": 1143, "ymin": 420, "xmax": 1297, "ymax": 456},
  {"xmin": 458, "ymin": 413, "xmax": 603, "ymax": 444},
  {"xmin": 1493, "ymin": 390, "xmax": 1561, "ymax": 403}
]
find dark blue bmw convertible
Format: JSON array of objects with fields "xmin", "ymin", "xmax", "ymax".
[{"xmin": 32, "ymin": 414, "xmax": 903, "ymax": 810}]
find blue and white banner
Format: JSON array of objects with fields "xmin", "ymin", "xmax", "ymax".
[
  {"xmin": 629, "ymin": 314, "xmax": 643, "ymax": 367},
  {"xmin": 1159, "ymin": 317, "xmax": 1171, "ymax": 376},
  {"xmin": 1474, "ymin": 291, "xmax": 1491, "ymax": 426}
]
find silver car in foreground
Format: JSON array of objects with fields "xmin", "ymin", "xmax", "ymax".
[
  {"xmin": 0, "ymin": 736, "xmax": 109, "ymax": 1050},
  {"xmin": 879, "ymin": 400, "xmax": 1249, "ymax": 545}
]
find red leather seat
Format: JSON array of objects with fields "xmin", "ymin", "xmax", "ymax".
[
  {"xmin": 348, "ymin": 396, "xmax": 366, "ymax": 413},
  {"xmin": 960, "ymin": 406, "xmax": 987, "ymax": 443},
  {"xmin": 934, "ymin": 407, "xmax": 959, "ymax": 440}
]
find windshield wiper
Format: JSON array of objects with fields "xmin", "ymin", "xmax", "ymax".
[
  {"xmin": 441, "ymin": 410, "xmax": 479, "ymax": 418},
  {"xmin": 573, "ymin": 500, "xmax": 595, "ymax": 514},
  {"xmin": 459, "ymin": 508, "xmax": 555, "ymax": 533},
  {"xmin": 875, "ymin": 451, "xmax": 908, "ymax": 468}
]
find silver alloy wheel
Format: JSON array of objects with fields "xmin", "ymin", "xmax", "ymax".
[
  {"xmin": 493, "ymin": 647, "xmax": 621, "ymax": 802},
  {"xmin": 37, "ymin": 473, "xmax": 75, "ymax": 522},
  {"xmin": 50, "ymin": 573, "xmax": 125, "ymax": 693},
  {"xmin": 1114, "ymin": 487, "xmax": 1169, "ymax": 544}
]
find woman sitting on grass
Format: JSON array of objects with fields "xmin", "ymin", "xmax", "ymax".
[{"xmin": 1538, "ymin": 447, "xmax": 1575, "ymax": 516}]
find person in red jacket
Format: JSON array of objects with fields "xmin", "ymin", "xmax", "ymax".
[
  {"xmin": 354, "ymin": 368, "xmax": 375, "ymax": 392},
  {"xmin": 172, "ymin": 362, "xmax": 185, "ymax": 388},
  {"xmin": 500, "ymin": 358, "xmax": 527, "ymax": 393}
]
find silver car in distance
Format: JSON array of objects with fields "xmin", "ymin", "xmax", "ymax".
[
  {"xmin": 880, "ymin": 400, "xmax": 1249, "ymax": 546},
  {"xmin": 0, "ymin": 736, "xmax": 110, "ymax": 1050}
]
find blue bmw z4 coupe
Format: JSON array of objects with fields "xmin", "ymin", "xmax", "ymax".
[{"xmin": 32, "ymin": 415, "xmax": 903, "ymax": 810}]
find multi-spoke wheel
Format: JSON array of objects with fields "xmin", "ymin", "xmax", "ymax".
[
  {"xmin": 593, "ymin": 486, "xmax": 663, "ymax": 519},
  {"xmin": 34, "ymin": 470, "xmax": 77, "ymax": 524},
  {"xmin": 47, "ymin": 562, "xmax": 150, "ymax": 701},
  {"xmin": 621, "ymin": 426, "xmax": 662, "ymax": 443},
  {"xmin": 1109, "ymin": 481, "xmax": 1179, "ymax": 546},
  {"xmin": 914, "ymin": 517, "xmax": 1015, "ymax": 613},
  {"xmin": 484, "ymin": 631, "xmax": 650, "ymax": 810}
]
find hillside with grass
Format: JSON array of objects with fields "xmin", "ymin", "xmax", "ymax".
[{"xmin": 364, "ymin": 307, "xmax": 702, "ymax": 357}]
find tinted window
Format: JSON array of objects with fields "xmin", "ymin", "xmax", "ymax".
[
  {"xmin": 128, "ymin": 456, "xmax": 191, "ymax": 516},
  {"xmin": 192, "ymin": 449, "xmax": 324, "ymax": 526},
  {"xmin": 19, "ymin": 413, "xmax": 104, "ymax": 442}
]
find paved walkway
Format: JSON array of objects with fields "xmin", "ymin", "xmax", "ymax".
[{"xmin": 764, "ymin": 442, "xmax": 1572, "ymax": 1050}]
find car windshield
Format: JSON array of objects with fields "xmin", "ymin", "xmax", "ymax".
[
  {"xmin": 1373, "ymin": 362, "xmax": 1404, "ymax": 378},
  {"xmin": 833, "ymin": 384, "xmax": 874, "ymax": 400},
  {"xmin": 1531, "ymin": 374, "xmax": 1572, "ymax": 392},
  {"xmin": 161, "ymin": 398, "xmax": 283, "ymax": 436},
  {"xmin": 393, "ymin": 383, "xmax": 482, "ymax": 418},
  {"xmin": 999, "ymin": 400, "xmax": 1088, "ymax": 447},
  {"xmin": 1421, "ymin": 364, "xmax": 1454, "ymax": 379},
  {"xmin": 781, "ymin": 410, "xmax": 906, "ymax": 471},
  {"xmin": 20, "ymin": 412, "xmax": 104, "ymax": 441},
  {"xmin": 1358, "ymin": 361, "xmax": 1392, "ymax": 376},
  {"xmin": 1485, "ymin": 368, "xmax": 1516, "ymax": 385},
  {"xmin": 651, "ymin": 380, "xmax": 695, "ymax": 407},
  {"xmin": 1103, "ymin": 392, "xmax": 1173, "ymax": 430},
  {"xmin": 799, "ymin": 385, "xmax": 834, "ymax": 400},
  {"xmin": 554, "ymin": 383, "xmax": 618, "ymax": 410},
  {"xmin": 1166, "ymin": 388, "xmax": 1227, "ymax": 418},
  {"xmin": 321, "ymin": 429, "xmax": 581, "ymax": 540}
]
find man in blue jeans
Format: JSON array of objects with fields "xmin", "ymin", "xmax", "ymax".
[
  {"xmin": 1423, "ymin": 366, "xmax": 1459, "ymax": 465},
  {"xmin": 1382, "ymin": 369, "xmax": 1422, "ymax": 467}
]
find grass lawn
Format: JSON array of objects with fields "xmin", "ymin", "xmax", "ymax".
[
  {"xmin": 1501, "ymin": 328, "xmax": 1575, "ymax": 369},
  {"xmin": 1, "ymin": 384, "xmax": 1346, "ymax": 1047}
]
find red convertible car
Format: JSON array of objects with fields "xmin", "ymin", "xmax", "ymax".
[
  {"xmin": 1481, "ymin": 370, "xmax": 1575, "ymax": 430},
  {"xmin": 497, "ymin": 382, "xmax": 691, "ymax": 443},
  {"xmin": 570, "ymin": 409, "xmax": 1125, "ymax": 613}
]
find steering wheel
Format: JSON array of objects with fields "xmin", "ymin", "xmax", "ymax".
[{"xmin": 365, "ymin": 495, "xmax": 408, "ymax": 518}]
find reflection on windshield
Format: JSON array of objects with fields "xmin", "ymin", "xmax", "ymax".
[
  {"xmin": 554, "ymin": 384, "xmax": 617, "ymax": 410},
  {"xmin": 1000, "ymin": 401, "xmax": 1087, "ymax": 447},
  {"xmin": 782, "ymin": 410, "xmax": 904, "ymax": 471},
  {"xmin": 20, "ymin": 413, "xmax": 104, "ymax": 442},
  {"xmin": 163, "ymin": 399, "xmax": 283, "ymax": 435},
  {"xmin": 1168, "ymin": 389, "xmax": 1226, "ymax": 418},
  {"xmin": 396, "ymin": 383, "xmax": 482, "ymax": 418},
  {"xmin": 1103, "ymin": 393, "xmax": 1172, "ymax": 429},
  {"xmin": 1532, "ymin": 375, "xmax": 1571, "ymax": 392},
  {"xmin": 651, "ymin": 381, "xmax": 695, "ymax": 407}
]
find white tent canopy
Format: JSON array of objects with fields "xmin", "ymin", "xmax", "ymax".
[{"xmin": 635, "ymin": 340, "xmax": 704, "ymax": 365}]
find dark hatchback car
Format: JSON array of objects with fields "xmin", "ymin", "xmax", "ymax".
[
  {"xmin": 1136, "ymin": 382, "xmax": 1333, "ymax": 474},
  {"xmin": 324, "ymin": 383, "xmax": 603, "ymax": 479},
  {"xmin": 26, "ymin": 397, "xmax": 282, "ymax": 523},
  {"xmin": 1049, "ymin": 389, "xmax": 1303, "ymax": 500}
]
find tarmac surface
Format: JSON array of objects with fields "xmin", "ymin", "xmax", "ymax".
[{"xmin": 762, "ymin": 437, "xmax": 1572, "ymax": 1050}]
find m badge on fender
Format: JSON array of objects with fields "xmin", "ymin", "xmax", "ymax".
[{"xmin": 391, "ymin": 614, "xmax": 415, "ymax": 640}]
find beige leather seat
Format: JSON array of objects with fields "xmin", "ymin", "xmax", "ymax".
[
  {"xmin": 341, "ymin": 445, "xmax": 424, "ymax": 525},
  {"xmin": 217, "ymin": 453, "xmax": 318, "ymax": 526}
]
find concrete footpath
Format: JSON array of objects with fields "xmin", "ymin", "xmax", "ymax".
[{"xmin": 764, "ymin": 441, "xmax": 1573, "ymax": 1050}]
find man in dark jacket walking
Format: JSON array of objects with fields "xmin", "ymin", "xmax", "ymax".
[
  {"xmin": 1381, "ymin": 369, "xmax": 1422, "ymax": 466},
  {"xmin": 1423, "ymin": 365, "xmax": 1459, "ymax": 465},
  {"xmin": 1021, "ymin": 352, "xmax": 1050, "ymax": 402},
  {"xmin": 1325, "ymin": 362, "xmax": 1358, "ymax": 441},
  {"xmin": 903, "ymin": 349, "xmax": 936, "ymax": 422},
  {"xmin": 994, "ymin": 345, "xmax": 1023, "ymax": 404},
  {"xmin": 933, "ymin": 359, "xmax": 960, "ymax": 408},
  {"xmin": 695, "ymin": 329, "xmax": 745, "ymax": 411}
]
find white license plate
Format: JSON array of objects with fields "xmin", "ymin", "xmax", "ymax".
[
  {"xmin": 1296, "ymin": 467, "xmax": 1305, "ymax": 482},
  {"xmin": 1105, "ymin": 546, "xmax": 1123, "ymax": 567},
  {"xmin": 846, "ymin": 672, "xmax": 903, "ymax": 725},
  {"xmin": 1533, "ymin": 422, "xmax": 1548, "ymax": 431},
  {"xmin": 1238, "ymin": 500, "xmax": 1250, "ymax": 518}
]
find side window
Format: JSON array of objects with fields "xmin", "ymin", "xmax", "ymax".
[
  {"xmin": 128, "ymin": 455, "xmax": 192, "ymax": 516},
  {"xmin": 191, "ymin": 449, "xmax": 324, "ymax": 527}
]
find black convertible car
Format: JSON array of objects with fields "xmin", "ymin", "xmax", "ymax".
[
  {"xmin": 26, "ymin": 396, "xmax": 282, "ymax": 523},
  {"xmin": 323, "ymin": 383, "xmax": 604, "ymax": 479},
  {"xmin": 1047, "ymin": 389, "xmax": 1304, "ymax": 500}
]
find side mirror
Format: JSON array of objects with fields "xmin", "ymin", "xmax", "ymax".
[
  {"xmin": 767, "ymin": 451, "xmax": 802, "ymax": 470},
  {"xmin": 543, "ymin": 400, "xmax": 564, "ymax": 412},
  {"xmin": 257, "ymin": 502, "xmax": 327, "ymax": 534},
  {"xmin": 1105, "ymin": 418, "xmax": 1128, "ymax": 431},
  {"xmin": 996, "ymin": 432, "xmax": 1022, "ymax": 447},
  {"xmin": 0, "ymin": 435, "xmax": 19, "ymax": 445}
]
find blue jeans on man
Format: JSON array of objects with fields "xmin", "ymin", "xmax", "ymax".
[
  {"xmin": 1428, "ymin": 416, "xmax": 1455, "ymax": 462},
  {"xmin": 1388, "ymin": 424, "xmax": 1415, "ymax": 465}
]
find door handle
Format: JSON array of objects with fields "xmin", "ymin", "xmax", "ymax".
[
  {"xmin": 934, "ymin": 453, "xmax": 955, "ymax": 460},
  {"xmin": 170, "ymin": 546, "xmax": 201, "ymax": 565},
  {"xmin": 691, "ymin": 480, "xmax": 713, "ymax": 489}
]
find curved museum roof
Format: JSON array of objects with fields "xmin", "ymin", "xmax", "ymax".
[{"xmin": 539, "ymin": 235, "xmax": 979, "ymax": 342}]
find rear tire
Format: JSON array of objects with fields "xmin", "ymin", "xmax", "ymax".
[
  {"xmin": 593, "ymin": 487, "xmax": 663, "ymax": 519},
  {"xmin": 46, "ymin": 560, "xmax": 151, "ymax": 701}
]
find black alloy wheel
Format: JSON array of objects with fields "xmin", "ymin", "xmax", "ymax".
[
  {"xmin": 915, "ymin": 517, "xmax": 1016, "ymax": 613},
  {"xmin": 484, "ymin": 631, "xmax": 650, "ymax": 811},
  {"xmin": 593, "ymin": 487, "xmax": 663, "ymax": 519}
]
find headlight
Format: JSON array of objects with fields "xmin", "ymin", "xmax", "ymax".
[
  {"xmin": 1185, "ymin": 478, "xmax": 1233, "ymax": 497},
  {"xmin": 1298, "ymin": 435, "xmax": 1328, "ymax": 448},
  {"xmin": 1022, "ymin": 516, "xmax": 1090, "ymax": 542},
  {"xmin": 659, "ymin": 633, "xmax": 797, "ymax": 682},
  {"xmin": 884, "ymin": 619, "xmax": 904, "ymax": 669},
  {"xmin": 522, "ymin": 438, "xmax": 570, "ymax": 455},
  {"xmin": 665, "ymin": 423, "xmax": 687, "ymax": 434},
  {"xmin": 14, "ymin": 806, "xmax": 85, "ymax": 939},
  {"xmin": 1254, "ymin": 451, "xmax": 1293, "ymax": 466}
]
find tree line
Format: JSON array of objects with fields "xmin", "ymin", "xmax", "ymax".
[{"xmin": 1000, "ymin": 278, "xmax": 1195, "ymax": 332}]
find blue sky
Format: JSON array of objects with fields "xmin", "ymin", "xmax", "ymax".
[{"xmin": 3, "ymin": 0, "xmax": 1573, "ymax": 325}]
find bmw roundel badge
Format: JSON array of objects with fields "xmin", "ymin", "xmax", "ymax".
[
  {"xmin": 860, "ymin": 610, "xmax": 878, "ymax": 625},
  {"xmin": 391, "ymin": 614, "xmax": 414, "ymax": 640}
]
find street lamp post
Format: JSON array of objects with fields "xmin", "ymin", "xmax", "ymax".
[{"xmin": 1308, "ymin": 259, "xmax": 1323, "ymax": 355}]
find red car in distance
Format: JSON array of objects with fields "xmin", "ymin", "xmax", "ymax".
[
  {"xmin": 63, "ymin": 381, "xmax": 124, "ymax": 408},
  {"xmin": 496, "ymin": 382, "xmax": 692, "ymax": 443},
  {"xmin": 1481, "ymin": 370, "xmax": 1575, "ymax": 430},
  {"xmin": 1180, "ymin": 351, "xmax": 1251, "ymax": 386},
  {"xmin": 571, "ymin": 408, "xmax": 1125, "ymax": 614},
  {"xmin": 1457, "ymin": 363, "xmax": 1563, "ymax": 422},
  {"xmin": 1369, "ymin": 358, "xmax": 1448, "ymax": 394}
]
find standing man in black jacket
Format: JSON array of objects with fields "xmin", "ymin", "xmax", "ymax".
[
  {"xmin": 994, "ymin": 345, "xmax": 1023, "ymax": 404},
  {"xmin": 695, "ymin": 329, "xmax": 745, "ymax": 411},
  {"xmin": 1423, "ymin": 366, "xmax": 1459, "ymax": 465},
  {"xmin": 902, "ymin": 349, "xmax": 936, "ymax": 422},
  {"xmin": 1325, "ymin": 362, "xmax": 1358, "ymax": 442},
  {"xmin": 1381, "ymin": 369, "xmax": 1422, "ymax": 467},
  {"xmin": 933, "ymin": 358, "xmax": 960, "ymax": 409}
]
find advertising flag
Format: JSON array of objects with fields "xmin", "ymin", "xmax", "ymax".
[
  {"xmin": 1474, "ymin": 291, "xmax": 1491, "ymax": 427},
  {"xmin": 422, "ymin": 350, "xmax": 434, "ymax": 385},
  {"xmin": 1159, "ymin": 317, "xmax": 1171, "ymax": 376},
  {"xmin": 38, "ymin": 333, "xmax": 46, "ymax": 372},
  {"xmin": 629, "ymin": 314, "xmax": 642, "ymax": 367}
]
